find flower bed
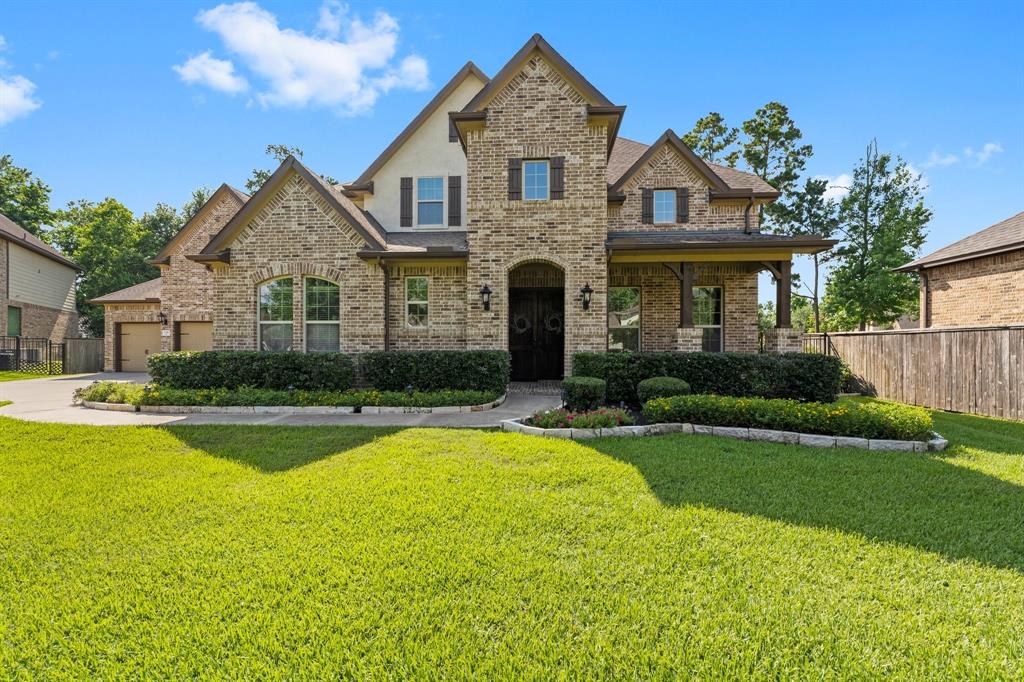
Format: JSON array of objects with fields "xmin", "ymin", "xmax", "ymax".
[
  {"xmin": 527, "ymin": 407, "xmax": 633, "ymax": 429},
  {"xmin": 75, "ymin": 381, "xmax": 504, "ymax": 414}
]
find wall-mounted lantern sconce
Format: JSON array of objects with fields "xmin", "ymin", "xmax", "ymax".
[
  {"xmin": 580, "ymin": 283, "xmax": 593, "ymax": 311},
  {"xmin": 480, "ymin": 284, "xmax": 492, "ymax": 311},
  {"xmin": 158, "ymin": 312, "xmax": 168, "ymax": 326}
]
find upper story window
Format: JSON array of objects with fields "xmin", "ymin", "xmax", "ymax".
[
  {"xmin": 304, "ymin": 277, "xmax": 340, "ymax": 353},
  {"xmin": 524, "ymin": 160, "xmax": 550, "ymax": 200},
  {"xmin": 258, "ymin": 278, "xmax": 293, "ymax": 352},
  {"xmin": 417, "ymin": 177, "xmax": 444, "ymax": 226},
  {"xmin": 654, "ymin": 190, "xmax": 676, "ymax": 224}
]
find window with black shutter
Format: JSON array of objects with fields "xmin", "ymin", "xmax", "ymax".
[
  {"xmin": 676, "ymin": 187, "xmax": 689, "ymax": 223},
  {"xmin": 641, "ymin": 188, "xmax": 654, "ymax": 224},
  {"xmin": 550, "ymin": 156, "xmax": 564, "ymax": 200},
  {"xmin": 448, "ymin": 175, "xmax": 461, "ymax": 226},
  {"xmin": 400, "ymin": 177, "xmax": 413, "ymax": 227},
  {"xmin": 508, "ymin": 158, "xmax": 522, "ymax": 201}
]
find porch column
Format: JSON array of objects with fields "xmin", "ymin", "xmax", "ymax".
[
  {"xmin": 775, "ymin": 259, "xmax": 792, "ymax": 328},
  {"xmin": 676, "ymin": 262, "xmax": 702, "ymax": 352}
]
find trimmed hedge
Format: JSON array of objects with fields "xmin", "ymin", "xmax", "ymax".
[
  {"xmin": 562, "ymin": 376, "xmax": 606, "ymax": 412},
  {"xmin": 148, "ymin": 351, "xmax": 355, "ymax": 391},
  {"xmin": 573, "ymin": 351, "xmax": 843, "ymax": 404},
  {"xmin": 642, "ymin": 394, "xmax": 933, "ymax": 441},
  {"xmin": 528, "ymin": 407, "xmax": 633, "ymax": 429},
  {"xmin": 636, "ymin": 376, "xmax": 691, "ymax": 404},
  {"xmin": 361, "ymin": 350, "xmax": 510, "ymax": 394}
]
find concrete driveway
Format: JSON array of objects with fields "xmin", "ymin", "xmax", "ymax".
[{"xmin": 0, "ymin": 373, "xmax": 560, "ymax": 427}]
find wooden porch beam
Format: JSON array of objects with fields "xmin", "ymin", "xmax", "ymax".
[{"xmin": 680, "ymin": 262, "xmax": 694, "ymax": 327}]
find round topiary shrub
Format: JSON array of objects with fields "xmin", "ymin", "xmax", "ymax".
[
  {"xmin": 562, "ymin": 376, "xmax": 606, "ymax": 411},
  {"xmin": 636, "ymin": 376, "xmax": 691, "ymax": 404}
]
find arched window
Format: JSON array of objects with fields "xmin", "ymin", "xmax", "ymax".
[
  {"xmin": 258, "ymin": 278, "xmax": 293, "ymax": 351},
  {"xmin": 304, "ymin": 277, "xmax": 340, "ymax": 352}
]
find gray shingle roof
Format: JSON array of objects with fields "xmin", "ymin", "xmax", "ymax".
[
  {"xmin": 89, "ymin": 277, "xmax": 162, "ymax": 304},
  {"xmin": 0, "ymin": 213, "xmax": 81, "ymax": 270},
  {"xmin": 896, "ymin": 211, "xmax": 1024, "ymax": 271}
]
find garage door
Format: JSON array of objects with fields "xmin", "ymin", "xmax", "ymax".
[
  {"xmin": 178, "ymin": 322, "xmax": 213, "ymax": 352},
  {"xmin": 119, "ymin": 323, "xmax": 162, "ymax": 372}
]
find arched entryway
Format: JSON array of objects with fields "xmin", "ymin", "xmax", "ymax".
[{"xmin": 507, "ymin": 261, "xmax": 565, "ymax": 381}]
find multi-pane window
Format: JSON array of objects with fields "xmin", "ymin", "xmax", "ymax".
[
  {"xmin": 524, "ymin": 160, "xmax": 550, "ymax": 200},
  {"xmin": 608, "ymin": 287, "xmax": 641, "ymax": 352},
  {"xmin": 654, "ymin": 189, "xmax": 676, "ymax": 223},
  {"xmin": 258, "ymin": 278, "xmax": 293, "ymax": 351},
  {"xmin": 406, "ymin": 277, "xmax": 429, "ymax": 328},
  {"xmin": 304, "ymin": 277, "xmax": 340, "ymax": 353},
  {"xmin": 417, "ymin": 176, "xmax": 443, "ymax": 226},
  {"xmin": 6, "ymin": 306, "xmax": 22, "ymax": 336},
  {"xmin": 693, "ymin": 286, "xmax": 723, "ymax": 352}
]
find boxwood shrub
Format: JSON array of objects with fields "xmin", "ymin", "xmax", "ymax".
[
  {"xmin": 636, "ymin": 376, "xmax": 691, "ymax": 404},
  {"xmin": 562, "ymin": 376, "xmax": 606, "ymax": 411},
  {"xmin": 148, "ymin": 351, "xmax": 355, "ymax": 391},
  {"xmin": 572, "ymin": 351, "xmax": 842, "ymax": 404},
  {"xmin": 360, "ymin": 350, "xmax": 510, "ymax": 394},
  {"xmin": 642, "ymin": 394, "xmax": 933, "ymax": 441}
]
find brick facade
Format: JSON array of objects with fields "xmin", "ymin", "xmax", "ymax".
[
  {"xmin": 386, "ymin": 264, "xmax": 467, "ymax": 350},
  {"xmin": 923, "ymin": 249, "xmax": 1024, "ymax": 327}
]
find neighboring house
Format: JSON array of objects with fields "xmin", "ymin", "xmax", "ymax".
[
  {"xmin": 0, "ymin": 213, "xmax": 81, "ymax": 342},
  {"xmin": 896, "ymin": 211, "xmax": 1023, "ymax": 328},
  {"xmin": 94, "ymin": 34, "xmax": 835, "ymax": 377}
]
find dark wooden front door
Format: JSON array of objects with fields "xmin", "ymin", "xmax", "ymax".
[{"xmin": 509, "ymin": 287, "xmax": 564, "ymax": 381}]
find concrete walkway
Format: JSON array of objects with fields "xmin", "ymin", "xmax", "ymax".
[{"xmin": 0, "ymin": 373, "xmax": 561, "ymax": 427}]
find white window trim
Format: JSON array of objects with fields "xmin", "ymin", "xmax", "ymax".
[
  {"xmin": 405, "ymin": 276, "xmax": 429, "ymax": 329},
  {"xmin": 693, "ymin": 285, "xmax": 723, "ymax": 352},
  {"xmin": 523, "ymin": 160, "xmax": 550, "ymax": 201},
  {"xmin": 302, "ymin": 277, "xmax": 341, "ymax": 353},
  {"xmin": 415, "ymin": 176, "xmax": 445, "ymax": 230},
  {"xmin": 653, "ymin": 189, "xmax": 676, "ymax": 224},
  {"xmin": 608, "ymin": 286, "xmax": 642, "ymax": 352},
  {"xmin": 257, "ymin": 277, "xmax": 294, "ymax": 352}
]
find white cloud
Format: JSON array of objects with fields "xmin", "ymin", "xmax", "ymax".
[
  {"xmin": 816, "ymin": 173, "xmax": 852, "ymax": 201},
  {"xmin": 173, "ymin": 51, "xmax": 249, "ymax": 94},
  {"xmin": 182, "ymin": 1, "xmax": 429, "ymax": 115},
  {"xmin": 0, "ymin": 74, "xmax": 41, "ymax": 125},
  {"xmin": 921, "ymin": 150, "xmax": 959, "ymax": 169},
  {"xmin": 964, "ymin": 142, "xmax": 1003, "ymax": 166}
]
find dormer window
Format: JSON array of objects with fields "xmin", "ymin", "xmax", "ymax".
[
  {"xmin": 654, "ymin": 189, "xmax": 676, "ymax": 224},
  {"xmin": 417, "ymin": 176, "xmax": 444, "ymax": 226},
  {"xmin": 523, "ymin": 160, "xmax": 550, "ymax": 200}
]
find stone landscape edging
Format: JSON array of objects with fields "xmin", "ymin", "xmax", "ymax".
[
  {"xmin": 81, "ymin": 394, "xmax": 506, "ymax": 416},
  {"xmin": 499, "ymin": 418, "xmax": 948, "ymax": 452}
]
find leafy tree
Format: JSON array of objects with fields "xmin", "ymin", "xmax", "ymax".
[
  {"xmin": 774, "ymin": 178, "xmax": 840, "ymax": 331},
  {"xmin": 825, "ymin": 140, "xmax": 931, "ymax": 330},
  {"xmin": 139, "ymin": 203, "xmax": 183, "ymax": 256},
  {"xmin": 741, "ymin": 102, "xmax": 813, "ymax": 226},
  {"xmin": 50, "ymin": 199, "xmax": 158, "ymax": 336},
  {"xmin": 758, "ymin": 294, "xmax": 813, "ymax": 335},
  {"xmin": 0, "ymin": 154, "xmax": 53, "ymax": 237},
  {"xmin": 246, "ymin": 144, "xmax": 304, "ymax": 194},
  {"xmin": 182, "ymin": 186, "xmax": 214, "ymax": 222},
  {"xmin": 682, "ymin": 113, "xmax": 740, "ymax": 167}
]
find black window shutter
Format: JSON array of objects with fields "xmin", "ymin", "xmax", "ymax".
[
  {"xmin": 400, "ymin": 177, "xmax": 413, "ymax": 227},
  {"xmin": 550, "ymin": 156, "xmax": 565, "ymax": 200},
  {"xmin": 676, "ymin": 187, "xmax": 689, "ymax": 223},
  {"xmin": 508, "ymin": 158, "xmax": 522, "ymax": 201},
  {"xmin": 448, "ymin": 118, "xmax": 458, "ymax": 143},
  {"xmin": 448, "ymin": 175, "xmax": 461, "ymax": 226},
  {"xmin": 641, "ymin": 188, "xmax": 653, "ymax": 224}
]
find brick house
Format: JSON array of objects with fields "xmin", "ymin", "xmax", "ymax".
[
  {"xmin": 1, "ymin": 213, "xmax": 81, "ymax": 342},
  {"xmin": 895, "ymin": 210, "xmax": 1023, "ymax": 328},
  {"xmin": 95, "ymin": 35, "xmax": 835, "ymax": 377}
]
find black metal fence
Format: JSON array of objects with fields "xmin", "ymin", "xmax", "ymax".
[
  {"xmin": 802, "ymin": 332, "xmax": 838, "ymax": 356},
  {"xmin": 0, "ymin": 336, "xmax": 66, "ymax": 375}
]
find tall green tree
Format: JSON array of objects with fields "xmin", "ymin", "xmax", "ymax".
[
  {"xmin": 774, "ymin": 178, "xmax": 839, "ymax": 331},
  {"xmin": 246, "ymin": 144, "xmax": 304, "ymax": 194},
  {"xmin": 825, "ymin": 141, "xmax": 931, "ymax": 330},
  {"xmin": 50, "ymin": 199, "xmax": 158, "ymax": 336},
  {"xmin": 182, "ymin": 186, "xmax": 214, "ymax": 222},
  {"xmin": 139, "ymin": 203, "xmax": 183, "ymax": 255},
  {"xmin": 0, "ymin": 154, "xmax": 53, "ymax": 237},
  {"xmin": 741, "ymin": 102, "xmax": 813, "ymax": 226},
  {"xmin": 682, "ymin": 113, "xmax": 740, "ymax": 167}
]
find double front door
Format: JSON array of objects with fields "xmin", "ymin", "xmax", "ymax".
[{"xmin": 508, "ymin": 287, "xmax": 564, "ymax": 381}]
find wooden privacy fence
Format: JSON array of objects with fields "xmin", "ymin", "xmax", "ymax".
[
  {"xmin": 64, "ymin": 338, "xmax": 104, "ymax": 374},
  {"xmin": 804, "ymin": 326, "xmax": 1024, "ymax": 420}
]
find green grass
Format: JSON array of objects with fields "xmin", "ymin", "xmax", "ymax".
[
  {"xmin": 1, "ymin": 407, "xmax": 1022, "ymax": 678},
  {"xmin": 0, "ymin": 371, "xmax": 45, "ymax": 382}
]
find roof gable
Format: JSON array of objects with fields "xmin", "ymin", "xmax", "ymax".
[
  {"xmin": 150, "ymin": 183, "xmax": 248, "ymax": 264},
  {"xmin": 462, "ymin": 34, "xmax": 614, "ymax": 112},
  {"xmin": 349, "ymin": 62, "xmax": 488, "ymax": 188},
  {"xmin": 198, "ymin": 156, "xmax": 386, "ymax": 260},
  {"xmin": 609, "ymin": 130, "xmax": 730, "ymax": 194},
  {"xmin": 896, "ymin": 210, "xmax": 1024, "ymax": 271}
]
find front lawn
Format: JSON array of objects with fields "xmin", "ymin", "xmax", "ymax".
[
  {"xmin": 0, "ymin": 371, "xmax": 44, "ymax": 382},
  {"xmin": 1, "ymin": 408, "xmax": 1022, "ymax": 678}
]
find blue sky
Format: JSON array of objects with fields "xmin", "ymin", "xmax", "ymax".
[{"xmin": 2, "ymin": 0, "xmax": 1021, "ymax": 301}]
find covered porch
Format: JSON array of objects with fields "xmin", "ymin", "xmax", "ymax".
[{"xmin": 605, "ymin": 231, "xmax": 836, "ymax": 354}]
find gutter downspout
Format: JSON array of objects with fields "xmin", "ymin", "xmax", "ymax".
[{"xmin": 378, "ymin": 259, "xmax": 390, "ymax": 351}]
